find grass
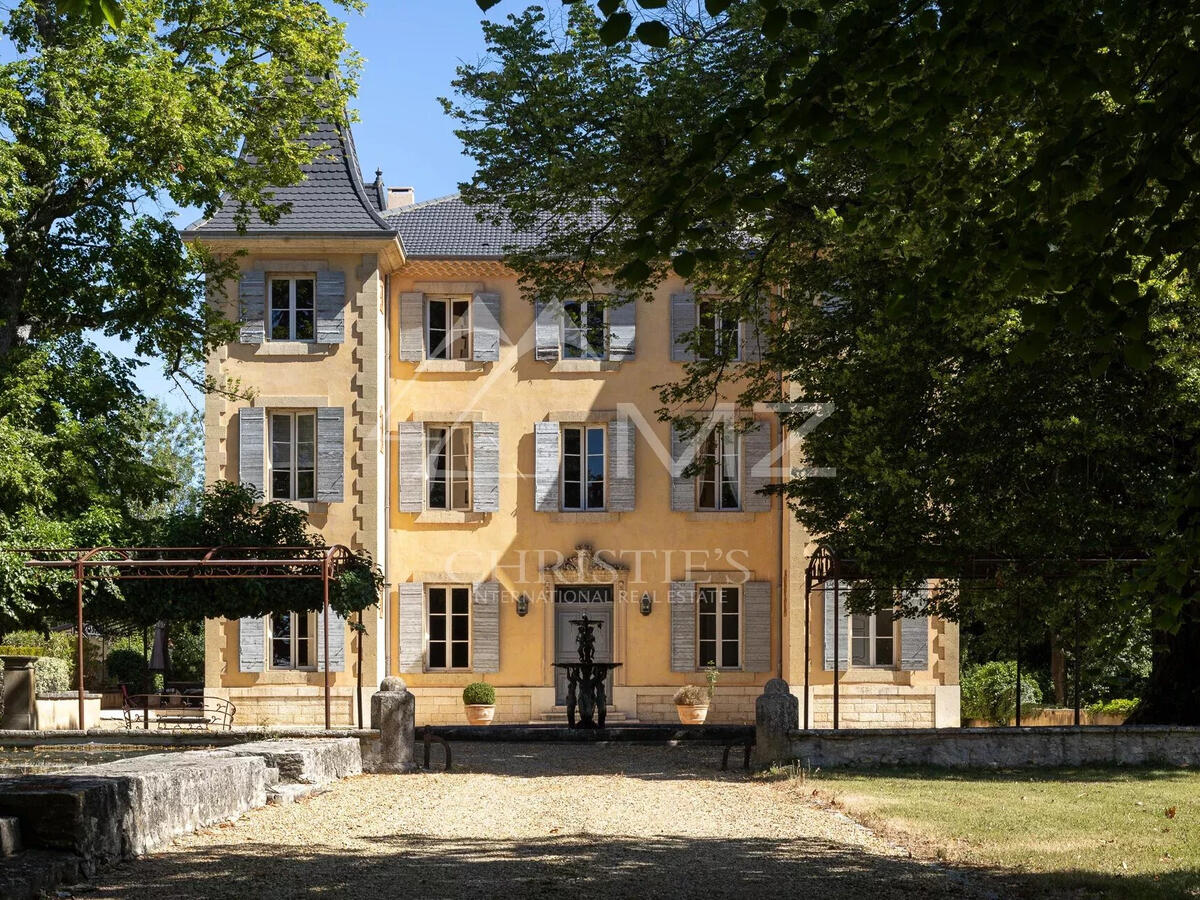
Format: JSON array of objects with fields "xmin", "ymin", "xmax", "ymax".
[{"xmin": 791, "ymin": 766, "xmax": 1200, "ymax": 898}]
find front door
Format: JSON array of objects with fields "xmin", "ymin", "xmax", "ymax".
[{"xmin": 554, "ymin": 584, "xmax": 613, "ymax": 704}]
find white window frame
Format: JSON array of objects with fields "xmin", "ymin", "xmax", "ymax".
[
  {"xmin": 697, "ymin": 299, "xmax": 742, "ymax": 361},
  {"xmin": 561, "ymin": 299, "xmax": 609, "ymax": 360},
  {"xmin": 697, "ymin": 585, "xmax": 741, "ymax": 670},
  {"xmin": 696, "ymin": 424, "xmax": 741, "ymax": 511},
  {"xmin": 268, "ymin": 610, "xmax": 316, "ymax": 671},
  {"xmin": 269, "ymin": 410, "xmax": 317, "ymax": 502},
  {"xmin": 426, "ymin": 295, "xmax": 472, "ymax": 360},
  {"xmin": 561, "ymin": 424, "xmax": 606, "ymax": 511},
  {"xmin": 426, "ymin": 584, "xmax": 472, "ymax": 671},
  {"xmin": 268, "ymin": 275, "xmax": 316, "ymax": 342},
  {"xmin": 851, "ymin": 611, "xmax": 897, "ymax": 668},
  {"xmin": 426, "ymin": 424, "xmax": 472, "ymax": 511}
]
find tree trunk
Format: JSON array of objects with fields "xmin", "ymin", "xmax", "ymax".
[{"xmin": 1126, "ymin": 605, "xmax": 1200, "ymax": 725}]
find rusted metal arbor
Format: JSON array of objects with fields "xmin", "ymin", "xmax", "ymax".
[
  {"xmin": 804, "ymin": 544, "xmax": 1148, "ymax": 731},
  {"xmin": 21, "ymin": 545, "xmax": 356, "ymax": 730}
]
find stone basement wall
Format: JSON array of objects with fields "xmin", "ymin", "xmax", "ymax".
[
  {"xmin": 635, "ymin": 687, "xmax": 758, "ymax": 724},
  {"xmin": 410, "ymin": 688, "xmax": 531, "ymax": 726},
  {"xmin": 226, "ymin": 686, "xmax": 359, "ymax": 727},
  {"xmin": 780, "ymin": 726, "xmax": 1200, "ymax": 769},
  {"xmin": 807, "ymin": 687, "xmax": 937, "ymax": 729}
]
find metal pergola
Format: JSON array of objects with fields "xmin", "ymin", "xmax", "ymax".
[
  {"xmin": 19, "ymin": 546, "xmax": 356, "ymax": 730},
  {"xmin": 803, "ymin": 544, "xmax": 1149, "ymax": 731}
]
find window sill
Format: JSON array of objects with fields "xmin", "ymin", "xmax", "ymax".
[
  {"xmin": 254, "ymin": 342, "xmax": 334, "ymax": 357},
  {"xmin": 278, "ymin": 500, "xmax": 329, "ymax": 513},
  {"xmin": 415, "ymin": 510, "xmax": 487, "ymax": 524},
  {"xmin": 550, "ymin": 512, "xmax": 621, "ymax": 523},
  {"xmin": 416, "ymin": 360, "xmax": 488, "ymax": 373},
  {"xmin": 686, "ymin": 511, "xmax": 757, "ymax": 522},
  {"xmin": 550, "ymin": 360, "xmax": 622, "ymax": 373}
]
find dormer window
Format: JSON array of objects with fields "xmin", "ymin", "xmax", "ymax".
[{"xmin": 269, "ymin": 276, "xmax": 316, "ymax": 341}]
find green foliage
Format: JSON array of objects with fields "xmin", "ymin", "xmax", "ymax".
[
  {"xmin": 34, "ymin": 656, "xmax": 72, "ymax": 693},
  {"xmin": 673, "ymin": 684, "xmax": 709, "ymax": 706},
  {"xmin": 1086, "ymin": 698, "xmax": 1140, "ymax": 718},
  {"xmin": 169, "ymin": 622, "xmax": 205, "ymax": 682},
  {"xmin": 704, "ymin": 663, "xmax": 719, "ymax": 700},
  {"xmin": 0, "ymin": 645, "xmax": 45, "ymax": 657},
  {"xmin": 961, "ymin": 662, "xmax": 1044, "ymax": 726},
  {"xmin": 462, "ymin": 682, "xmax": 496, "ymax": 705},
  {"xmin": 105, "ymin": 647, "xmax": 148, "ymax": 687}
]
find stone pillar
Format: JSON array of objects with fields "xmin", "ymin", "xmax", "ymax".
[
  {"xmin": 0, "ymin": 656, "xmax": 37, "ymax": 730},
  {"xmin": 370, "ymin": 676, "xmax": 416, "ymax": 773},
  {"xmin": 752, "ymin": 677, "xmax": 799, "ymax": 769}
]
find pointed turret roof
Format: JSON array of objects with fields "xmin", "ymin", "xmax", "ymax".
[{"xmin": 184, "ymin": 121, "xmax": 396, "ymax": 237}]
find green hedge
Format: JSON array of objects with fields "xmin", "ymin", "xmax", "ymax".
[
  {"xmin": 462, "ymin": 682, "xmax": 495, "ymax": 705},
  {"xmin": 1086, "ymin": 698, "xmax": 1140, "ymax": 718},
  {"xmin": 961, "ymin": 660, "xmax": 1044, "ymax": 725},
  {"xmin": 34, "ymin": 656, "xmax": 73, "ymax": 693}
]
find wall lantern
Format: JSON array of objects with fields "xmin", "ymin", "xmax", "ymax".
[
  {"xmin": 516, "ymin": 593, "xmax": 530, "ymax": 617},
  {"xmin": 640, "ymin": 592, "xmax": 653, "ymax": 616}
]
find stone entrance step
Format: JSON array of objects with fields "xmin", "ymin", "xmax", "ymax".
[{"xmin": 533, "ymin": 706, "xmax": 638, "ymax": 725}]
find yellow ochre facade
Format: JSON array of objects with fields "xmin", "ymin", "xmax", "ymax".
[{"xmin": 185, "ymin": 120, "xmax": 960, "ymax": 728}]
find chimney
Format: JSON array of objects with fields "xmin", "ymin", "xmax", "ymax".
[{"xmin": 387, "ymin": 187, "xmax": 415, "ymax": 209}]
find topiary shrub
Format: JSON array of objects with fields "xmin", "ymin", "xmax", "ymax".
[
  {"xmin": 462, "ymin": 682, "xmax": 495, "ymax": 705},
  {"xmin": 34, "ymin": 656, "xmax": 73, "ymax": 693},
  {"xmin": 673, "ymin": 684, "xmax": 709, "ymax": 706},
  {"xmin": 106, "ymin": 648, "xmax": 149, "ymax": 688},
  {"xmin": 961, "ymin": 660, "xmax": 1043, "ymax": 725}
]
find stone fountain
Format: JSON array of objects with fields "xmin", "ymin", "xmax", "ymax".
[{"xmin": 552, "ymin": 614, "xmax": 622, "ymax": 728}]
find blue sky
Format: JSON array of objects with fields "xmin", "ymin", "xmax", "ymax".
[{"xmin": 104, "ymin": 1, "xmax": 517, "ymax": 411}]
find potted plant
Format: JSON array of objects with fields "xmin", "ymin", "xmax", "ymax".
[
  {"xmin": 674, "ymin": 664, "xmax": 719, "ymax": 725},
  {"xmin": 463, "ymin": 681, "xmax": 496, "ymax": 725}
]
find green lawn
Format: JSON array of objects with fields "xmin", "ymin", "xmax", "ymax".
[{"xmin": 798, "ymin": 767, "xmax": 1200, "ymax": 898}]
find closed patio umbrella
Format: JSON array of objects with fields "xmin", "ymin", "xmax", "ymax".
[{"xmin": 149, "ymin": 621, "xmax": 169, "ymax": 674}]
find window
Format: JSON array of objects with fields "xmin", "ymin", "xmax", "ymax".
[
  {"xmin": 270, "ymin": 611, "xmax": 315, "ymax": 670},
  {"xmin": 851, "ymin": 612, "xmax": 895, "ymax": 667},
  {"xmin": 697, "ymin": 425, "xmax": 740, "ymax": 510},
  {"xmin": 427, "ymin": 296, "xmax": 471, "ymax": 359},
  {"xmin": 697, "ymin": 300, "xmax": 740, "ymax": 360},
  {"xmin": 270, "ymin": 412, "xmax": 316, "ymax": 501},
  {"xmin": 698, "ymin": 586, "xmax": 740, "ymax": 668},
  {"xmin": 562, "ymin": 425, "xmax": 605, "ymax": 510},
  {"xmin": 427, "ymin": 424, "xmax": 471, "ymax": 510},
  {"xmin": 562, "ymin": 299, "xmax": 607, "ymax": 359},
  {"xmin": 427, "ymin": 585, "xmax": 470, "ymax": 669},
  {"xmin": 269, "ymin": 276, "xmax": 315, "ymax": 341}
]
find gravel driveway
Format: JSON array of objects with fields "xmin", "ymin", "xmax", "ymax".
[{"xmin": 86, "ymin": 743, "xmax": 998, "ymax": 899}]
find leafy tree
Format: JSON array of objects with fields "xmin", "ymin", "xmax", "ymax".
[{"xmin": 450, "ymin": 4, "xmax": 1200, "ymax": 721}]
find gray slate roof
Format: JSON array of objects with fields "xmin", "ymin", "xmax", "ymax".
[
  {"xmin": 384, "ymin": 194, "xmax": 547, "ymax": 259},
  {"xmin": 184, "ymin": 121, "xmax": 395, "ymax": 237}
]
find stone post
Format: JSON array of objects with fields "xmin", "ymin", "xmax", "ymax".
[
  {"xmin": 370, "ymin": 676, "xmax": 416, "ymax": 773},
  {"xmin": 752, "ymin": 677, "xmax": 799, "ymax": 770}
]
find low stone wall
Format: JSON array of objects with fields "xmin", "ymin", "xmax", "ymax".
[
  {"xmin": 409, "ymin": 687, "xmax": 532, "ymax": 726},
  {"xmin": 634, "ymin": 687, "xmax": 757, "ymax": 724},
  {"xmin": 33, "ymin": 694, "xmax": 101, "ymax": 731},
  {"xmin": 776, "ymin": 726, "xmax": 1200, "ymax": 769}
]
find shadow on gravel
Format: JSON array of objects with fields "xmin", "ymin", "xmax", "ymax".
[
  {"xmin": 440, "ymin": 742, "xmax": 752, "ymax": 780},
  {"xmin": 86, "ymin": 832, "xmax": 1195, "ymax": 899}
]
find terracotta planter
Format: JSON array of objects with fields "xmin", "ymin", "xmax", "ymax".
[
  {"xmin": 676, "ymin": 703, "xmax": 709, "ymax": 725},
  {"xmin": 465, "ymin": 704, "xmax": 496, "ymax": 726}
]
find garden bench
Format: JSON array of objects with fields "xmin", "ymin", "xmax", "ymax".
[{"xmin": 121, "ymin": 690, "xmax": 236, "ymax": 731}]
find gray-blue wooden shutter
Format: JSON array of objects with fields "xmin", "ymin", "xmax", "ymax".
[
  {"xmin": 398, "ymin": 583, "xmax": 424, "ymax": 672},
  {"xmin": 742, "ymin": 581, "xmax": 771, "ymax": 672},
  {"xmin": 669, "ymin": 581, "xmax": 697, "ymax": 671},
  {"xmin": 238, "ymin": 269, "xmax": 265, "ymax": 343},
  {"xmin": 669, "ymin": 422, "xmax": 694, "ymax": 512},
  {"xmin": 534, "ymin": 421, "xmax": 560, "ymax": 511},
  {"xmin": 472, "ymin": 421, "xmax": 500, "ymax": 512},
  {"xmin": 316, "ymin": 407, "xmax": 344, "ymax": 503},
  {"xmin": 316, "ymin": 269, "xmax": 346, "ymax": 343},
  {"xmin": 900, "ymin": 616, "xmax": 929, "ymax": 671},
  {"xmin": 472, "ymin": 581, "xmax": 500, "ymax": 673},
  {"xmin": 608, "ymin": 298, "xmax": 636, "ymax": 361},
  {"xmin": 670, "ymin": 293, "xmax": 696, "ymax": 361},
  {"xmin": 473, "ymin": 291, "xmax": 501, "ymax": 362},
  {"xmin": 742, "ymin": 421, "xmax": 772, "ymax": 512},
  {"xmin": 399, "ymin": 292, "xmax": 425, "ymax": 361},
  {"xmin": 398, "ymin": 421, "xmax": 425, "ymax": 512},
  {"xmin": 238, "ymin": 617, "xmax": 265, "ymax": 673},
  {"xmin": 534, "ymin": 299, "xmax": 561, "ymax": 361},
  {"xmin": 823, "ymin": 581, "xmax": 850, "ymax": 670},
  {"xmin": 238, "ymin": 407, "xmax": 266, "ymax": 497},
  {"xmin": 316, "ymin": 608, "xmax": 346, "ymax": 672},
  {"xmin": 608, "ymin": 418, "xmax": 635, "ymax": 512},
  {"xmin": 741, "ymin": 306, "xmax": 764, "ymax": 362}
]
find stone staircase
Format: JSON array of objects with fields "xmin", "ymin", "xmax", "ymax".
[{"xmin": 533, "ymin": 706, "xmax": 638, "ymax": 725}]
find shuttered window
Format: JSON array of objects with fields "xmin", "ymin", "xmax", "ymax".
[
  {"xmin": 269, "ymin": 611, "xmax": 315, "ymax": 670},
  {"xmin": 270, "ymin": 412, "xmax": 316, "ymax": 501},
  {"xmin": 697, "ymin": 425, "xmax": 740, "ymax": 510},
  {"xmin": 427, "ymin": 585, "xmax": 471, "ymax": 670},
  {"xmin": 851, "ymin": 613, "xmax": 895, "ymax": 667},
  {"xmin": 427, "ymin": 296, "xmax": 472, "ymax": 360},
  {"xmin": 427, "ymin": 424, "xmax": 471, "ymax": 511},
  {"xmin": 562, "ymin": 425, "xmax": 605, "ymax": 511},
  {"xmin": 562, "ymin": 300, "xmax": 608, "ymax": 359},
  {"xmin": 698, "ymin": 586, "xmax": 740, "ymax": 669},
  {"xmin": 268, "ymin": 276, "xmax": 315, "ymax": 342}
]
